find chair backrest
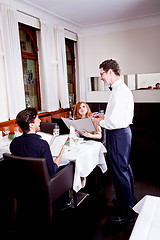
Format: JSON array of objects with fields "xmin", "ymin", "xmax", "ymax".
[
  {"xmin": 3, "ymin": 153, "xmax": 51, "ymax": 202},
  {"xmin": 3, "ymin": 153, "xmax": 75, "ymax": 205},
  {"xmin": 40, "ymin": 122, "xmax": 56, "ymax": 135}
]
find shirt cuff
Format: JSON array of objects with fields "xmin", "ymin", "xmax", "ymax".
[{"xmin": 99, "ymin": 119, "xmax": 105, "ymax": 128}]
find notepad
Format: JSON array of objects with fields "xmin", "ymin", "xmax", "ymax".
[
  {"xmin": 61, "ymin": 117, "xmax": 96, "ymax": 133},
  {"xmin": 38, "ymin": 132, "xmax": 69, "ymax": 156}
]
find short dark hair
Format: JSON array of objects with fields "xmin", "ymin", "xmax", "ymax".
[
  {"xmin": 16, "ymin": 108, "xmax": 38, "ymax": 133},
  {"xmin": 99, "ymin": 59, "xmax": 121, "ymax": 76}
]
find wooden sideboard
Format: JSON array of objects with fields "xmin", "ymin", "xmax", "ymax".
[
  {"xmin": 0, "ymin": 108, "xmax": 72, "ymax": 134},
  {"xmin": 87, "ymin": 102, "xmax": 160, "ymax": 177}
]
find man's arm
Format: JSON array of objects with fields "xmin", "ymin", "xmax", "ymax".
[{"xmin": 54, "ymin": 145, "xmax": 64, "ymax": 167}]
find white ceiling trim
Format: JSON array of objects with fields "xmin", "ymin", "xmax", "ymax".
[{"xmin": 80, "ymin": 14, "xmax": 160, "ymax": 36}]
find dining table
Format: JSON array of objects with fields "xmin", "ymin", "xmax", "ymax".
[
  {"xmin": 61, "ymin": 140, "xmax": 107, "ymax": 192},
  {"xmin": 0, "ymin": 134, "xmax": 107, "ymax": 193},
  {"xmin": 0, "ymin": 136, "xmax": 11, "ymax": 160}
]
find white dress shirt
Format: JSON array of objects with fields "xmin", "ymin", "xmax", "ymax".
[{"xmin": 100, "ymin": 79, "xmax": 134, "ymax": 130}]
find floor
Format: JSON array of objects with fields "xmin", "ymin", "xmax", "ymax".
[{"xmin": 3, "ymin": 164, "xmax": 160, "ymax": 240}]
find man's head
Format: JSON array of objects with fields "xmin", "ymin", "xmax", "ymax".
[
  {"xmin": 16, "ymin": 108, "xmax": 41, "ymax": 134},
  {"xmin": 155, "ymin": 83, "xmax": 160, "ymax": 89},
  {"xmin": 99, "ymin": 59, "xmax": 121, "ymax": 86}
]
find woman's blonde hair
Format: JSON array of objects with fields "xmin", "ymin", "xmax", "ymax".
[{"xmin": 73, "ymin": 102, "xmax": 92, "ymax": 120}]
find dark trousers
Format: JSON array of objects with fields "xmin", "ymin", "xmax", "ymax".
[{"xmin": 106, "ymin": 127, "xmax": 137, "ymax": 210}]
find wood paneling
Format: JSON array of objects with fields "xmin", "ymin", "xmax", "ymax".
[{"xmin": 0, "ymin": 108, "xmax": 72, "ymax": 134}]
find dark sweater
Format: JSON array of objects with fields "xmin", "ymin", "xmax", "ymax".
[{"xmin": 10, "ymin": 133, "xmax": 58, "ymax": 177}]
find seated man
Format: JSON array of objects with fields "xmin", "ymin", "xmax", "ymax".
[
  {"xmin": 10, "ymin": 107, "xmax": 64, "ymax": 177},
  {"xmin": 10, "ymin": 107, "xmax": 72, "ymax": 209}
]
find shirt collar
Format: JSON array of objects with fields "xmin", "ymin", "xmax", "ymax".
[
  {"xmin": 23, "ymin": 133, "xmax": 41, "ymax": 138},
  {"xmin": 111, "ymin": 79, "xmax": 122, "ymax": 89}
]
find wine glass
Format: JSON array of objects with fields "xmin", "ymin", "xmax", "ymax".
[
  {"xmin": 3, "ymin": 126, "xmax": 10, "ymax": 136},
  {"xmin": 73, "ymin": 137, "xmax": 80, "ymax": 151},
  {"xmin": 14, "ymin": 126, "xmax": 20, "ymax": 137},
  {"xmin": 53, "ymin": 124, "xmax": 60, "ymax": 137}
]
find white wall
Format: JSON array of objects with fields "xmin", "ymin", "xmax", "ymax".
[
  {"xmin": 84, "ymin": 25, "xmax": 160, "ymax": 102},
  {"xmin": 84, "ymin": 25, "xmax": 160, "ymax": 77}
]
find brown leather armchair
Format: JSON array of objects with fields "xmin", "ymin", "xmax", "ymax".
[{"xmin": 3, "ymin": 153, "xmax": 76, "ymax": 224}]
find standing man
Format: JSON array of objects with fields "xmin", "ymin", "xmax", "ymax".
[{"xmin": 93, "ymin": 59, "xmax": 137, "ymax": 224}]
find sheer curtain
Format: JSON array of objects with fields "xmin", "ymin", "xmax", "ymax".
[
  {"xmin": 37, "ymin": 21, "xmax": 59, "ymax": 112},
  {"xmin": 0, "ymin": 50, "xmax": 8, "ymax": 122},
  {"xmin": 0, "ymin": 4, "xmax": 25, "ymax": 121},
  {"xmin": 55, "ymin": 26, "xmax": 69, "ymax": 108},
  {"xmin": 37, "ymin": 23, "xmax": 69, "ymax": 111}
]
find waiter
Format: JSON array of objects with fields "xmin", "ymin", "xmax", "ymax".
[{"xmin": 93, "ymin": 59, "xmax": 137, "ymax": 224}]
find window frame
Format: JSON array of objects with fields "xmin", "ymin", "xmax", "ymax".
[
  {"xmin": 19, "ymin": 23, "xmax": 41, "ymax": 110},
  {"xmin": 65, "ymin": 38, "xmax": 76, "ymax": 105}
]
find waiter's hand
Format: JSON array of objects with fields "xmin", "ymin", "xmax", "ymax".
[{"xmin": 92, "ymin": 112, "xmax": 104, "ymax": 119}]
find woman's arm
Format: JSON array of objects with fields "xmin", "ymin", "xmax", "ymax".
[{"xmin": 79, "ymin": 125, "xmax": 102, "ymax": 139}]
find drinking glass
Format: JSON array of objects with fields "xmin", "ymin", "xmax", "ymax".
[
  {"xmin": 3, "ymin": 126, "xmax": 10, "ymax": 136},
  {"xmin": 53, "ymin": 124, "xmax": 60, "ymax": 137},
  {"xmin": 14, "ymin": 126, "xmax": 20, "ymax": 137},
  {"xmin": 73, "ymin": 137, "xmax": 80, "ymax": 151}
]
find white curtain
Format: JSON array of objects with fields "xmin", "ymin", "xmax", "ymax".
[
  {"xmin": 37, "ymin": 23, "xmax": 69, "ymax": 111},
  {"xmin": 55, "ymin": 26, "xmax": 69, "ymax": 108},
  {"xmin": 37, "ymin": 21, "xmax": 59, "ymax": 112},
  {"xmin": 0, "ymin": 50, "xmax": 8, "ymax": 122},
  {"xmin": 76, "ymin": 34, "xmax": 87, "ymax": 101},
  {"xmin": 0, "ymin": 4, "xmax": 25, "ymax": 121}
]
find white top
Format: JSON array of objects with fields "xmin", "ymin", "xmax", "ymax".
[{"xmin": 100, "ymin": 79, "xmax": 134, "ymax": 130}]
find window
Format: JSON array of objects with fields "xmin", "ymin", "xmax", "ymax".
[
  {"xmin": 19, "ymin": 23, "xmax": 41, "ymax": 109},
  {"xmin": 65, "ymin": 38, "xmax": 76, "ymax": 106}
]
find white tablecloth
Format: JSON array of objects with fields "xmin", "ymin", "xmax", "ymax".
[
  {"xmin": 0, "ymin": 136, "xmax": 11, "ymax": 159},
  {"xmin": 129, "ymin": 195, "xmax": 160, "ymax": 240},
  {"xmin": 61, "ymin": 140, "xmax": 107, "ymax": 192}
]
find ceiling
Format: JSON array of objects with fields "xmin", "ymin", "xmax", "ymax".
[{"xmin": 23, "ymin": 0, "xmax": 160, "ymax": 28}]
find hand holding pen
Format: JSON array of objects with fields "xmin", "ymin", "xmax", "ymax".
[
  {"xmin": 92, "ymin": 110, "xmax": 104, "ymax": 118},
  {"xmin": 92, "ymin": 110, "xmax": 104, "ymax": 126}
]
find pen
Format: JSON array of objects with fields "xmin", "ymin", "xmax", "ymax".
[
  {"xmin": 91, "ymin": 111, "xmax": 100, "ymax": 119},
  {"xmin": 96, "ymin": 111, "xmax": 100, "ymax": 115}
]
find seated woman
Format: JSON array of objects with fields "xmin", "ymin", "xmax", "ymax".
[
  {"xmin": 73, "ymin": 102, "xmax": 102, "ymax": 188},
  {"xmin": 73, "ymin": 102, "xmax": 102, "ymax": 139}
]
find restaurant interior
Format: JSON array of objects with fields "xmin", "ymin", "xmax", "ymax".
[{"xmin": 0, "ymin": 0, "xmax": 160, "ymax": 239}]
